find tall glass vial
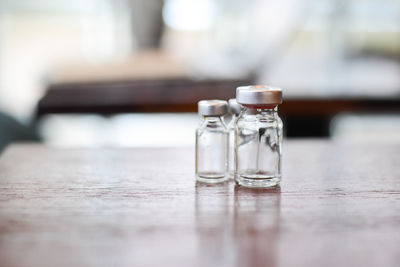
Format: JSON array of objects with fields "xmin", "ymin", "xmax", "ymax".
[
  {"xmin": 235, "ymin": 86, "xmax": 283, "ymax": 188},
  {"xmin": 227, "ymin": 99, "xmax": 242, "ymax": 179},
  {"xmin": 196, "ymin": 100, "xmax": 229, "ymax": 183}
]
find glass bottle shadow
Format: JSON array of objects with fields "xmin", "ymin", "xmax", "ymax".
[
  {"xmin": 195, "ymin": 181, "xmax": 234, "ymax": 267},
  {"xmin": 233, "ymin": 185, "xmax": 281, "ymax": 267}
]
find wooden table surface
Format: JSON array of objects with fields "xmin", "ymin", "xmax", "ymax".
[{"xmin": 0, "ymin": 141, "xmax": 399, "ymax": 267}]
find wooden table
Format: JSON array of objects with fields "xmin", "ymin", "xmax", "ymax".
[{"xmin": 0, "ymin": 141, "xmax": 399, "ymax": 267}]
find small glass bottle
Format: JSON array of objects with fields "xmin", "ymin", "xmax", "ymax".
[
  {"xmin": 227, "ymin": 99, "xmax": 242, "ymax": 179},
  {"xmin": 196, "ymin": 100, "xmax": 229, "ymax": 183},
  {"xmin": 235, "ymin": 85, "xmax": 283, "ymax": 188}
]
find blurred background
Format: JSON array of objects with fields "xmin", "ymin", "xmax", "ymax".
[{"xmin": 0, "ymin": 0, "xmax": 399, "ymax": 151}]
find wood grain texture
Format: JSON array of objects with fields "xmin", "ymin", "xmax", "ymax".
[{"xmin": 0, "ymin": 141, "xmax": 399, "ymax": 267}]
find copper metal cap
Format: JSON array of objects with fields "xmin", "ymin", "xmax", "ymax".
[
  {"xmin": 228, "ymin": 98, "xmax": 242, "ymax": 115},
  {"xmin": 236, "ymin": 85, "xmax": 283, "ymax": 106},
  {"xmin": 198, "ymin": 100, "xmax": 228, "ymax": 116}
]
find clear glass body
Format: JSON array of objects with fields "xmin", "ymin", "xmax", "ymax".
[
  {"xmin": 235, "ymin": 107, "xmax": 283, "ymax": 188},
  {"xmin": 196, "ymin": 116, "xmax": 228, "ymax": 183},
  {"xmin": 227, "ymin": 114, "xmax": 237, "ymax": 179}
]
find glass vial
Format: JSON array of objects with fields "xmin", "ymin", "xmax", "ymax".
[
  {"xmin": 196, "ymin": 100, "xmax": 229, "ymax": 183},
  {"xmin": 227, "ymin": 99, "xmax": 242, "ymax": 179},
  {"xmin": 235, "ymin": 86, "xmax": 283, "ymax": 188}
]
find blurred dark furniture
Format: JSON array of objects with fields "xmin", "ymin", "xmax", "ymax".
[
  {"xmin": 37, "ymin": 78, "xmax": 249, "ymax": 114},
  {"xmin": 36, "ymin": 78, "xmax": 400, "ymax": 137}
]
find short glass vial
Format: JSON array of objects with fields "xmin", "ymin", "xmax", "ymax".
[
  {"xmin": 196, "ymin": 100, "xmax": 229, "ymax": 183},
  {"xmin": 227, "ymin": 99, "xmax": 242, "ymax": 179},
  {"xmin": 235, "ymin": 85, "xmax": 283, "ymax": 188}
]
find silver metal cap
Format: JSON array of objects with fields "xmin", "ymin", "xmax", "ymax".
[
  {"xmin": 236, "ymin": 85, "xmax": 283, "ymax": 106},
  {"xmin": 198, "ymin": 100, "xmax": 228, "ymax": 116},
  {"xmin": 228, "ymin": 98, "xmax": 242, "ymax": 115}
]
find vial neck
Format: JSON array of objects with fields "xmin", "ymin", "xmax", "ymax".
[
  {"xmin": 202, "ymin": 116, "xmax": 226, "ymax": 126},
  {"xmin": 200, "ymin": 116, "xmax": 226, "ymax": 129},
  {"xmin": 203, "ymin": 116, "xmax": 223, "ymax": 121},
  {"xmin": 227, "ymin": 114, "xmax": 238, "ymax": 127},
  {"xmin": 242, "ymin": 106, "xmax": 277, "ymax": 116}
]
